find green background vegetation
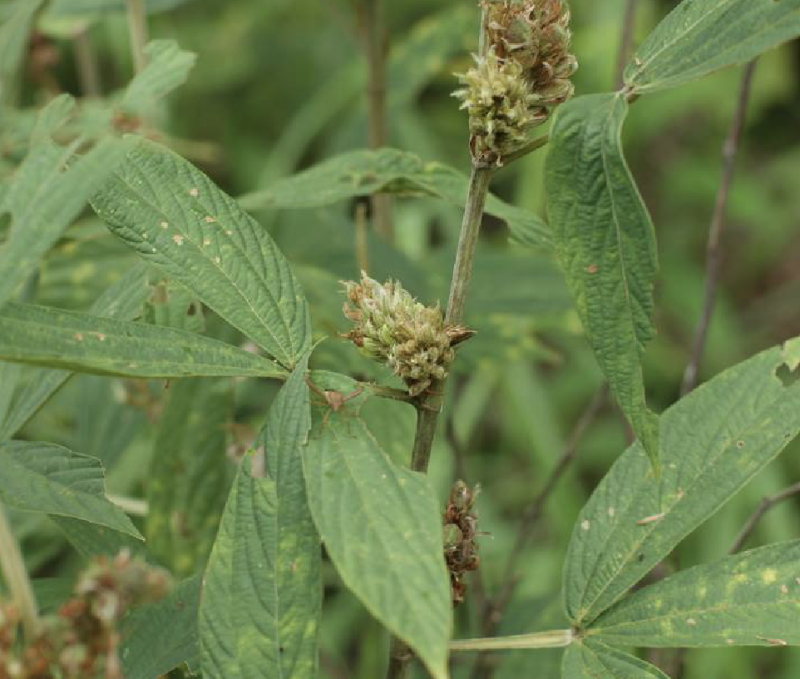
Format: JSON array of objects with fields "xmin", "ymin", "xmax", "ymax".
[{"xmin": 3, "ymin": 0, "xmax": 800, "ymax": 677}]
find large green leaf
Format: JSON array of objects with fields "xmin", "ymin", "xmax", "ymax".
[
  {"xmin": 0, "ymin": 264, "xmax": 150, "ymax": 441},
  {"xmin": 121, "ymin": 40, "xmax": 197, "ymax": 113},
  {"xmin": 0, "ymin": 302, "xmax": 284, "ymax": 378},
  {"xmin": 302, "ymin": 376, "xmax": 452, "ymax": 679},
  {"xmin": 563, "ymin": 338, "xmax": 800, "ymax": 627},
  {"xmin": 0, "ymin": 98, "xmax": 125, "ymax": 309},
  {"xmin": 546, "ymin": 93, "xmax": 659, "ymax": 466},
  {"xmin": 240, "ymin": 148, "xmax": 551, "ymax": 248},
  {"xmin": 591, "ymin": 541, "xmax": 800, "ymax": 648},
  {"xmin": 562, "ymin": 640, "xmax": 669, "ymax": 679},
  {"xmin": 0, "ymin": 441, "xmax": 140, "ymax": 538},
  {"xmin": 92, "ymin": 137, "xmax": 311, "ymax": 368},
  {"xmin": 199, "ymin": 357, "xmax": 321, "ymax": 679},
  {"xmin": 146, "ymin": 379, "xmax": 233, "ymax": 577},
  {"xmin": 52, "ymin": 515, "xmax": 144, "ymax": 559},
  {"xmin": 625, "ymin": 0, "xmax": 800, "ymax": 94},
  {"xmin": 121, "ymin": 575, "xmax": 201, "ymax": 679}
]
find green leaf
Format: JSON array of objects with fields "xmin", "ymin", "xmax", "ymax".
[
  {"xmin": 146, "ymin": 379, "xmax": 233, "ymax": 577},
  {"xmin": 563, "ymin": 337, "xmax": 800, "ymax": 627},
  {"xmin": 0, "ymin": 263, "xmax": 150, "ymax": 441},
  {"xmin": 625, "ymin": 0, "xmax": 800, "ymax": 94},
  {"xmin": 562, "ymin": 640, "xmax": 669, "ymax": 679},
  {"xmin": 546, "ymin": 93, "xmax": 659, "ymax": 466},
  {"xmin": 240, "ymin": 148, "xmax": 552, "ymax": 248},
  {"xmin": 46, "ymin": 0, "xmax": 192, "ymax": 16},
  {"xmin": 0, "ymin": 99, "xmax": 126, "ymax": 309},
  {"xmin": 0, "ymin": 0, "xmax": 44, "ymax": 103},
  {"xmin": 121, "ymin": 575, "xmax": 201, "ymax": 679},
  {"xmin": 199, "ymin": 356, "xmax": 322, "ymax": 679},
  {"xmin": 52, "ymin": 515, "xmax": 144, "ymax": 559},
  {"xmin": 92, "ymin": 137, "xmax": 311, "ymax": 368},
  {"xmin": 0, "ymin": 302, "xmax": 284, "ymax": 378},
  {"xmin": 121, "ymin": 40, "xmax": 197, "ymax": 113},
  {"xmin": 302, "ymin": 380, "xmax": 452, "ymax": 679},
  {"xmin": 0, "ymin": 441, "xmax": 141, "ymax": 538},
  {"xmin": 591, "ymin": 541, "xmax": 800, "ymax": 648}
]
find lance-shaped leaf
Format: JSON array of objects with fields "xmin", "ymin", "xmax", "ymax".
[
  {"xmin": 92, "ymin": 138, "xmax": 311, "ymax": 368},
  {"xmin": 240, "ymin": 148, "xmax": 551, "ymax": 248},
  {"xmin": 563, "ymin": 337, "xmax": 800, "ymax": 627},
  {"xmin": 121, "ymin": 40, "xmax": 197, "ymax": 113},
  {"xmin": 0, "ymin": 97, "xmax": 126, "ymax": 309},
  {"xmin": 562, "ymin": 640, "xmax": 669, "ymax": 679},
  {"xmin": 0, "ymin": 302, "xmax": 284, "ymax": 379},
  {"xmin": 625, "ymin": 0, "xmax": 800, "ymax": 94},
  {"xmin": 302, "ymin": 378, "xmax": 452, "ymax": 679},
  {"xmin": 121, "ymin": 574, "xmax": 201, "ymax": 679},
  {"xmin": 546, "ymin": 93, "xmax": 659, "ymax": 465},
  {"xmin": 0, "ymin": 441, "xmax": 140, "ymax": 538},
  {"xmin": 0, "ymin": 264, "xmax": 150, "ymax": 441},
  {"xmin": 590, "ymin": 541, "xmax": 800, "ymax": 648},
  {"xmin": 199, "ymin": 356, "xmax": 322, "ymax": 679}
]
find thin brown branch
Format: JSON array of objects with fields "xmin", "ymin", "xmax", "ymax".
[
  {"xmin": 681, "ymin": 60, "xmax": 757, "ymax": 396},
  {"xmin": 470, "ymin": 384, "xmax": 608, "ymax": 679},
  {"xmin": 356, "ymin": 0, "xmax": 393, "ymax": 241},
  {"xmin": 730, "ymin": 481, "xmax": 800, "ymax": 555},
  {"xmin": 615, "ymin": 0, "xmax": 639, "ymax": 89}
]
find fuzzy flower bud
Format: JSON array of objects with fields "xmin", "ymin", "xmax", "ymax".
[
  {"xmin": 342, "ymin": 273, "xmax": 475, "ymax": 396},
  {"xmin": 453, "ymin": 0, "xmax": 577, "ymax": 165}
]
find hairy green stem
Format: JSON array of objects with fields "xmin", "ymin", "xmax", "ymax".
[
  {"xmin": 125, "ymin": 0, "xmax": 148, "ymax": 74},
  {"xmin": 0, "ymin": 502, "xmax": 39, "ymax": 639},
  {"xmin": 74, "ymin": 29, "xmax": 101, "ymax": 97},
  {"xmin": 452, "ymin": 629, "xmax": 573, "ymax": 652},
  {"xmin": 387, "ymin": 165, "xmax": 494, "ymax": 678}
]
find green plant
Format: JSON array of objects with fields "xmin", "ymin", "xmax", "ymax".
[{"xmin": 1, "ymin": 0, "xmax": 800, "ymax": 678}]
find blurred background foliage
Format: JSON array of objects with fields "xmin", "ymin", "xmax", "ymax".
[{"xmin": 2, "ymin": 0, "xmax": 800, "ymax": 677}]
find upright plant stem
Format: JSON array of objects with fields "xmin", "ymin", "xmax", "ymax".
[
  {"xmin": 125, "ymin": 0, "xmax": 149, "ymax": 74},
  {"xmin": 681, "ymin": 60, "xmax": 757, "ymax": 396},
  {"xmin": 357, "ymin": 0, "xmax": 393, "ymax": 241},
  {"xmin": 410, "ymin": 166, "xmax": 493, "ymax": 474},
  {"xmin": 615, "ymin": 0, "xmax": 639, "ymax": 89},
  {"xmin": 74, "ymin": 29, "xmax": 101, "ymax": 98},
  {"xmin": 0, "ymin": 502, "xmax": 39, "ymax": 640},
  {"xmin": 387, "ymin": 165, "xmax": 493, "ymax": 679}
]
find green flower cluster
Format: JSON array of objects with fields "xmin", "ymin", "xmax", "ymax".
[
  {"xmin": 453, "ymin": 0, "xmax": 577, "ymax": 165},
  {"xmin": 342, "ymin": 273, "xmax": 474, "ymax": 396}
]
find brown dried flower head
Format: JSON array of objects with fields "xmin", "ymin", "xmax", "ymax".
[
  {"xmin": 453, "ymin": 0, "xmax": 577, "ymax": 165},
  {"xmin": 342, "ymin": 272, "xmax": 475, "ymax": 397},
  {"xmin": 443, "ymin": 481, "xmax": 481, "ymax": 606}
]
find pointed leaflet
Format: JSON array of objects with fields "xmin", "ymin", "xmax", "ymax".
[
  {"xmin": 92, "ymin": 138, "xmax": 311, "ymax": 368},
  {"xmin": 302, "ymin": 376, "xmax": 452, "ymax": 679},
  {"xmin": 591, "ymin": 541, "xmax": 800, "ymax": 648},
  {"xmin": 199, "ymin": 356, "xmax": 321, "ymax": 679},
  {"xmin": 146, "ymin": 379, "xmax": 233, "ymax": 577},
  {"xmin": 121, "ymin": 40, "xmax": 196, "ymax": 113},
  {"xmin": 0, "ymin": 96, "xmax": 125, "ymax": 309},
  {"xmin": 563, "ymin": 338, "xmax": 800, "ymax": 627},
  {"xmin": 562, "ymin": 640, "xmax": 669, "ymax": 679},
  {"xmin": 625, "ymin": 0, "xmax": 800, "ymax": 94},
  {"xmin": 0, "ymin": 302, "xmax": 284, "ymax": 379},
  {"xmin": 0, "ymin": 264, "xmax": 150, "ymax": 442},
  {"xmin": 0, "ymin": 441, "xmax": 140, "ymax": 538},
  {"xmin": 239, "ymin": 148, "xmax": 551, "ymax": 248},
  {"xmin": 546, "ymin": 93, "xmax": 659, "ymax": 465}
]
